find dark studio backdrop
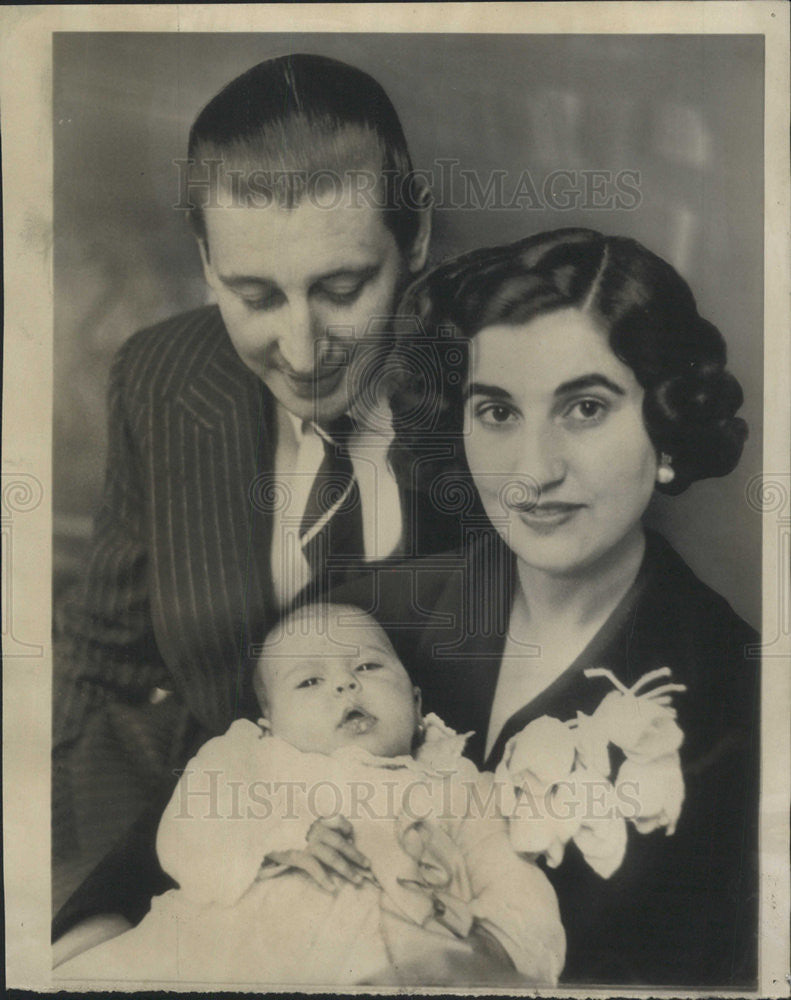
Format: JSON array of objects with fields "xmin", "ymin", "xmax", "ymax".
[{"xmin": 53, "ymin": 32, "xmax": 764, "ymax": 628}]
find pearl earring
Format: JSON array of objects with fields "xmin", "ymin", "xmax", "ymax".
[{"xmin": 657, "ymin": 453, "xmax": 675, "ymax": 484}]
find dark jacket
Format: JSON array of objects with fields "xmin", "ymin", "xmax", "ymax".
[{"xmin": 333, "ymin": 527, "xmax": 760, "ymax": 987}]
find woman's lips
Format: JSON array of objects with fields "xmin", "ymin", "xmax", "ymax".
[
  {"xmin": 338, "ymin": 706, "xmax": 378, "ymax": 735},
  {"xmin": 515, "ymin": 502, "xmax": 585, "ymax": 530}
]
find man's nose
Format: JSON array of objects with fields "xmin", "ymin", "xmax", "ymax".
[{"xmin": 278, "ymin": 300, "xmax": 319, "ymax": 372}]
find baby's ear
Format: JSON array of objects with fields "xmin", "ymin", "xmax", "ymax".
[{"xmin": 256, "ymin": 717, "xmax": 272, "ymax": 737}]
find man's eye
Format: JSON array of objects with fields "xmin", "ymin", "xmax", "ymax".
[
  {"xmin": 317, "ymin": 280, "xmax": 365, "ymax": 304},
  {"xmin": 240, "ymin": 289, "xmax": 284, "ymax": 312},
  {"xmin": 316, "ymin": 265, "xmax": 381, "ymax": 304},
  {"xmin": 296, "ymin": 677, "xmax": 321, "ymax": 689},
  {"xmin": 355, "ymin": 662, "xmax": 382, "ymax": 672},
  {"xmin": 475, "ymin": 403, "xmax": 517, "ymax": 427},
  {"xmin": 242, "ymin": 297, "xmax": 278, "ymax": 312}
]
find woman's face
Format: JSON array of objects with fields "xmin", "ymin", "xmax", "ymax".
[{"xmin": 463, "ymin": 307, "xmax": 659, "ymax": 576}]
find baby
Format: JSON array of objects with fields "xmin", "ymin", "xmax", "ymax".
[{"xmin": 56, "ymin": 603, "xmax": 565, "ymax": 987}]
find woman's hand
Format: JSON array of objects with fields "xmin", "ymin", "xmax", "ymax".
[{"xmin": 265, "ymin": 814, "xmax": 371, "ymax": 893}]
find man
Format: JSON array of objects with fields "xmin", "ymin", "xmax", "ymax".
[{"xmin": 52, "ymin": 53, "xmax": 453, "ymax": 926}]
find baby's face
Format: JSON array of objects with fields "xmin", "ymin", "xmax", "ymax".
[{"xmin": 258, "ymin": 619, "xmax": 420, "ymax": 757}]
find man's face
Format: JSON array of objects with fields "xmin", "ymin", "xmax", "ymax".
[{"xmin": 200, "ymin": 188, "xmax": 419, "ymax": 425}]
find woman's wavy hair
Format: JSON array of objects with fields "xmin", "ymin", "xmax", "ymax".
[{"xmin": 393, "ymin": 227, "xmax": 748, "ymax": 495}]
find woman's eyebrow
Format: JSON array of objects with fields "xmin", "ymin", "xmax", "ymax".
[
  {"xmin": 554, "ymin": 374, "xmax": 626, "ymax": 397},
  {"xmin": 463, "ymin": 382, "xmax": 512, "ymax": 402}
]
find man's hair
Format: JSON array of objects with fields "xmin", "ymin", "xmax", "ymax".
[{"xmin": 187, "ymin": 53, "xmax": 425, "ymax": 255}]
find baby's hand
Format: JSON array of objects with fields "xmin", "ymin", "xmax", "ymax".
[{"xmin": 267, "ymin": 815, "xmax": 371, "ymax": 893}]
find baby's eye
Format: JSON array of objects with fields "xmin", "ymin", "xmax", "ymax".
[
  {"xmin": 296, "ymin": 676, "xmax": 322, "ymax": 689},
  {"xmin": 355, "ymin": 662, "xmax": 383, "ymax": 672}
]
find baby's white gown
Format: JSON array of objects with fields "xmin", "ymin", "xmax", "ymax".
[{"xmin": 56, "ymin": 717, "xmax": 564, "ymax": 987}]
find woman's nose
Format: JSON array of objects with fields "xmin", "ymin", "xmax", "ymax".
[{"xmin": 516, "ymin": 425, "xmax": 567, "ymax": 490}]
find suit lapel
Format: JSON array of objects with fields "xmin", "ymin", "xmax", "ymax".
[
  {"xmin": 416, "ymin": 528, "xmax": 653, "ymax": 770},
  {"xmin": 484, "ymin": 548, "xmax": 650, "ymax": 769},
  {"xmin": 158, "ymin": 311, "xmax": 279, "ymax": 728}
]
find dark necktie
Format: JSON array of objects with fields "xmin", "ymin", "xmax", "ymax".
[{"xmin": 299, "ymin": 415, "xmax": 365, "ymax": 589}]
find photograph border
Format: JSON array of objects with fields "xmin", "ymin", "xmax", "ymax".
[{"xmin": 2, "ymin": 3, "xmax": 789, "ymax": 995}]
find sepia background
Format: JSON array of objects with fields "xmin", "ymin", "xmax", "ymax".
[{"xmin": 53, "ymin": 32, "xmax": 764, "ymax": 627}]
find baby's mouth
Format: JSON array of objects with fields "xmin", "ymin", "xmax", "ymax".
[{"xmin": 338, "ymin": 705, "xmax": 378, "ymax": 735}]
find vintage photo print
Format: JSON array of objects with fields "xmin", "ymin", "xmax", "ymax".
[{"xmin": 2, "ymin": 3, "xmax": 789, "ymax": 995}]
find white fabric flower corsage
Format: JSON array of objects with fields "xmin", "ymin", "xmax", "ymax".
[
  {"xmin": 498, "ymin": 667, "xmax": 686, "ymax": 878},
  {"xmin": 495, "ymin": 716, "xmax": 581, "ymax": 868},
  {"xmin": 415, "ymin": 712, "xmax": 477, "ymax": 776}
]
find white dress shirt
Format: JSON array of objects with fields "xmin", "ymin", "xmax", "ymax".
[{"xmin": 270, "ymin": 403, "xmax": 402, "ymax": 609}]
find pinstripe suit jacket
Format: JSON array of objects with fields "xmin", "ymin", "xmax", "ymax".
[{"xmin": 52, "ymin": 304, "xmax": 458, "ymax": 900}]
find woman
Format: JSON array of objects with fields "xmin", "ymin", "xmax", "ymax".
[{"xmin": 362, "ymin": 228, "xmax": 759, "ymax": 986}]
